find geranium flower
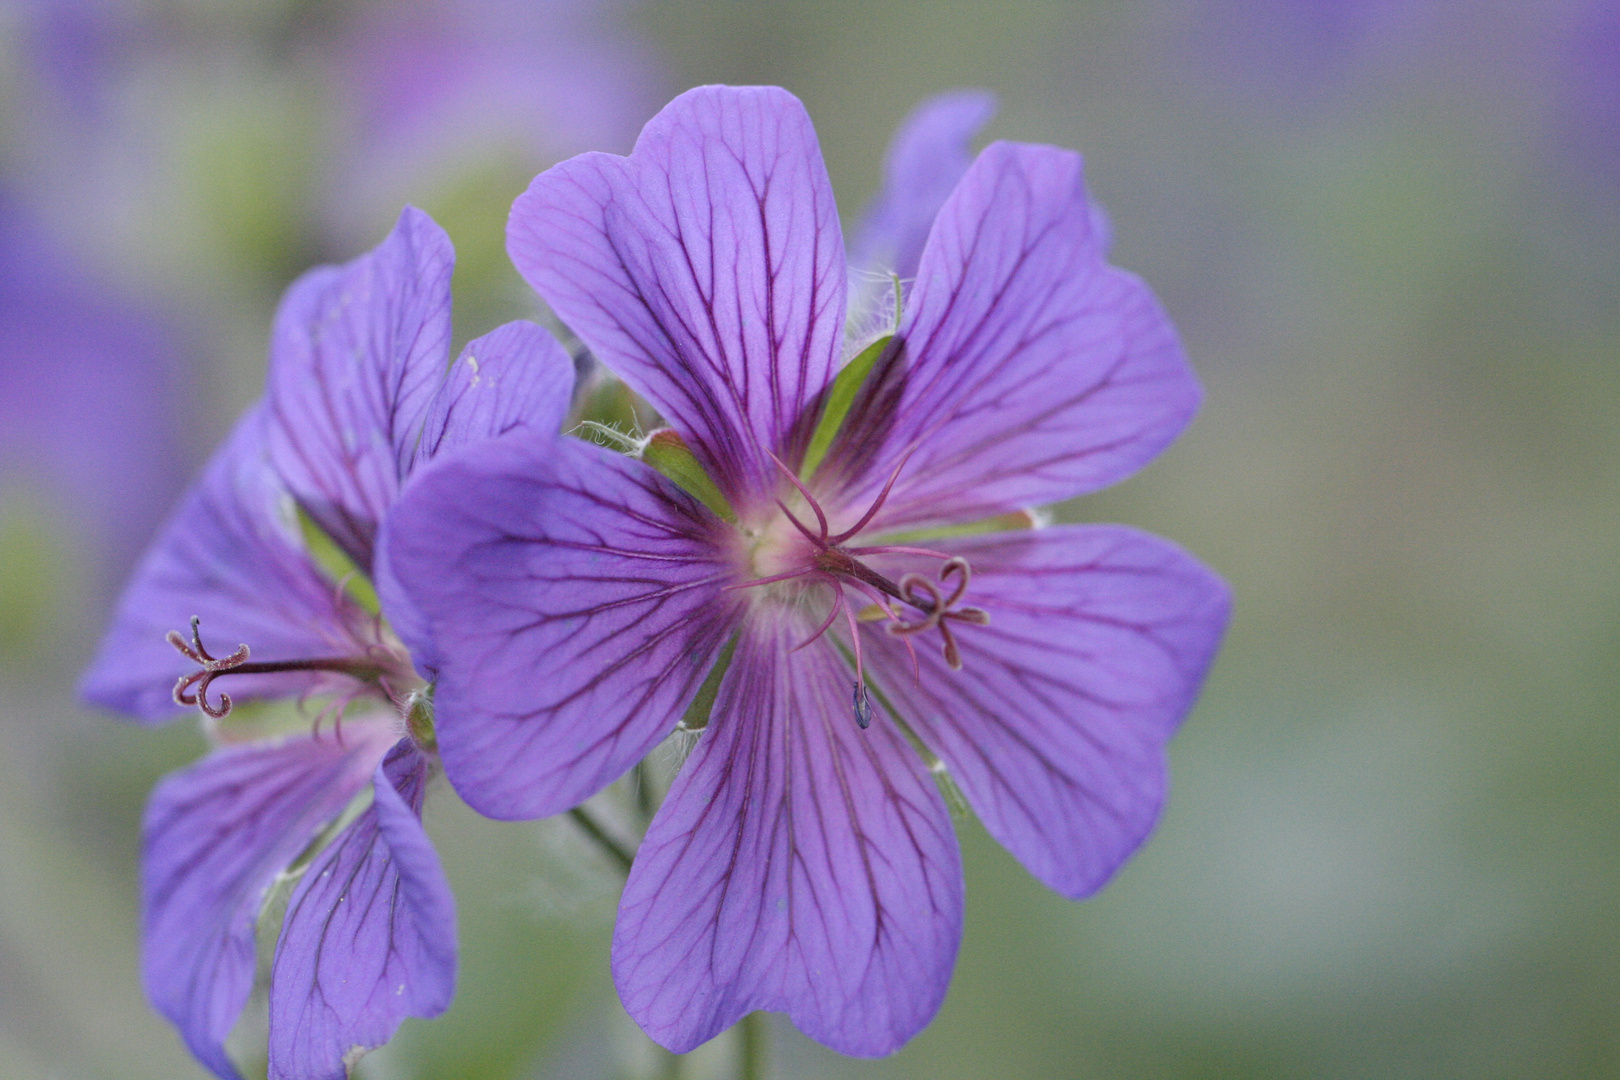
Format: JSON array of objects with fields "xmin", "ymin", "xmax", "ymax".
[
  {"xmin": 80, "ymin": 207, "xmax": 572, "ymax": 1080},
  {"xmin": 382, "ymin": 85, "xmax": 1230, "ymax": 1056}
]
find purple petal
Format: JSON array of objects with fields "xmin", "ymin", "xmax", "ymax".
[
  {"xmin": 379, "ymin": 431, "xmax": 733, "ymax": 819},
  {"xmin": 508, "ymin": 84, "xmax": 847, "ymax": 511},
  {"xmin": 613, "ymin": 622, "xmax": 963, "ymax": 1057},
  {"xmin": 862, "ymin": 525, "xmax": 1230, "ymax": 898},
  {"xmin": 849, "ymin": 89, "xmax": 996, "ymax": 283},
  {"xmin": 410, "ymin": 320, "xmax": 576, "ymax": 468},
  {"xmin": 79, "ymin": 407, "xmax": 368, "ymax": 722},
  {"xmin": 376, "ymin": 320, "xmax": 578, "ymax": 680},
  {"xmin": 265, "ymin": 205, "xmax": 453, "ymax": 571},
  {"xmin": 140, "ymin": 721, "xmax": 397, "ymax": 1080},
  {"xmin": 268, "ymin": 740, "xmax": 455, "ymax": 1080},
  {"xmin": 828, "ymin": 142, "xmax": 1199, "ymax": 531}
]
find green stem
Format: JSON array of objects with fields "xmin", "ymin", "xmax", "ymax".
[
  {"xmin": 634, "ymin": 760, "xmax": 656, "ymax": 824},
  {"xmin": 567, "ymin": 806, "xmax": 634, "ymax": 874},
  {"xmin": 738, "ymin": 1011, "xmax": 767, "ymax": 1080},
  {"xmin": 654, "ymin": 1042, "xmax": 683, "ymax": 1080}
]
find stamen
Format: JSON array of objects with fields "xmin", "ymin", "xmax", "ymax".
[
  {"xmin": 790, "ymin": 578, "xmax": 844, "ymax": 653},
  {"xmin": 853, "ymin": 682, "xmax": 872, "ymax": 729},
  {"xmin": 767, "ymin": 452, "xmax": 830, "ymax": 543},
  {"xmin": 774, "ymin": 499, "xmax": 825, "ymax": 547},
  {"xmin": 834, "ymin": 580, "xmax": 875, "ymax": 730},
  {"xmin": 828, "ymin": 442, "xmax": 921, "ymax": 545}
]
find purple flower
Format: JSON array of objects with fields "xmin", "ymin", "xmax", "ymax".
[
  {"xmin": 0, "ymin": 190, "xmax": 189, "ymax": 583},
  {"xmin": 80, "ymin": 207, "xmax": 573, "ymax": 1079},
  {"xmin": 383, "ymin": 86, "xmax": 1230, "ymax": 1055}
]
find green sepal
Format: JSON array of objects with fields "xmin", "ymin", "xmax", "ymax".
[
  {"xmin": 679, "ymin": 634, "xmax": 739, "ymax": 732},
  {"xmin": 871, "ymin": 508, "xmax": 1042, "ymax": 546},
  {"xmin": 640, "ymin": 429, "xmax": 736, "ymax": 523},
  {"xmin": 405, "ymin": 685, "xmax": 437, "ymax": 750},
  {"xmin": 295, "ymin": 505, "xmax": 381, "ymax": 616},
  {"xmin": 800, "ymin": 334, "xmax": 893, "ymax": 481}
]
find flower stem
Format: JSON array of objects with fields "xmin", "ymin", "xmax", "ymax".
[
  {"xmin": 654, "ymin": 1043, "xmax": 683, "ymax": 1080},
  {"xmin": 567, "ymin": 806, "xmax": 634, "ymax": 874},
  {"xmin": 738, "ymin": 1011, "xmax": 767, "ymax": 1080}
]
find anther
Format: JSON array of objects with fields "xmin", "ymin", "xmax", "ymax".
[{"xmin": 853, "ymin": 681, "xmax": 873, "ymax": 729}]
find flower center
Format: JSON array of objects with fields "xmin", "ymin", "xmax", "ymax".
[{"xmin": 728, "ymin": 457, "xmax": 990, "ymax": 728}]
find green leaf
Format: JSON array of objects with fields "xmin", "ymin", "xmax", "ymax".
[
  {"xmin": 640, "ymin": 429, "xmax": 736, "ymax": 523},
  {"xmin": 800, "ymin": 334, "xmax": 893, "ymax": 480}
]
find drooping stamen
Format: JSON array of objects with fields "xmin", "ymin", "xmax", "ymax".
[
  {"xmin": 833, "ymin": 578, "xmax": 878, "ymax": 729},
  {"xmin": 166, "ymin": 616, "xmax": 387, "ymax": 720},
  {"xmin": 827, "ymin": 441, "xmax": 921, "ymax": 545},
  {"xmin": 790, "ymin": 576, "xmax": 845, "ymax": 654},
  {"xmin": 767, "ymin": 452, "xmax": 829, "ymax": 543}
]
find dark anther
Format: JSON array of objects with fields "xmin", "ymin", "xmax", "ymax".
[
  {"xmin": 168, "ymin": 616, "xmax": 250, "ymax": 719},
  {"xmin": 853, "ymin": 681, "xmax": 873, "ymax": 729}
]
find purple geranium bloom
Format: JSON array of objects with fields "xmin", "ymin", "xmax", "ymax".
[
  {"xmin": 383, "ymin": 86, "xmax": 1230, "ymax": 1056},
  {"xmin": 81, "ymin": 207, "xmax": 572, "ymax": 1079}
]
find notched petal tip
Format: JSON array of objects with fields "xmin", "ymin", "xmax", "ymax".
[
  {"xmin": 613, "ymin": 626, "xmax": 962, "ymax": 1057},
  {"xmin": 508, "ymin": 82, "xmax": 848, "ymax": 513}
]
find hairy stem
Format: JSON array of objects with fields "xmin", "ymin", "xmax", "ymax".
[
  {"xmin": 567, "ymin": 806, "xmax": 634, "ymax": 874},
  {"xmin": 654, "ymin": 1042, "xmax": 683, "ymax": 1080},
  {"xmin": 738, "ymin": 1011, "xmax": 767, "ymax": 1080}
]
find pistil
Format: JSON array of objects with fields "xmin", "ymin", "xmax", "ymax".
[
  {"xmin": 730, "ymin": 456, "xmax": 992, "ymax": 725},
  {"xmin": 167, "ymin": 616, "xmax": 390, "ymax": 720}
]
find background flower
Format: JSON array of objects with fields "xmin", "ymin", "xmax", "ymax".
[{"xmin": 80, "ymin": 206, "xmax": 573, "ymax": 1080}]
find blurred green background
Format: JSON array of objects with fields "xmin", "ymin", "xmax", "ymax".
[{"xmin": 2, "ymin": 1, "xmax": 1618, "ymax": 1077}]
